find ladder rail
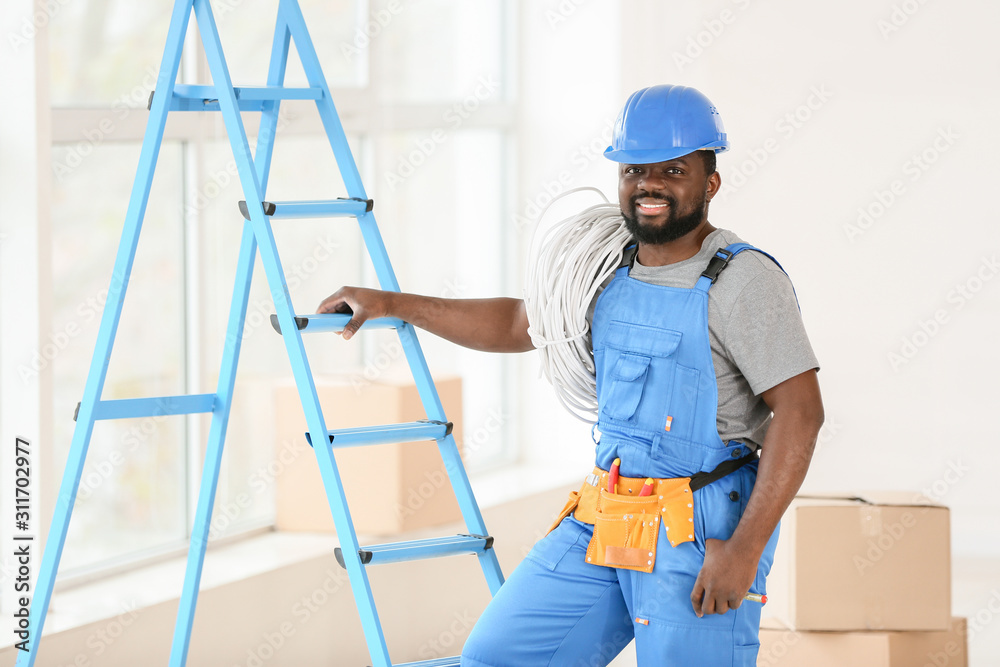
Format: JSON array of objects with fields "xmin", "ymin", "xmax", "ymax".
[
  {"xmin": 169, "ymin": 220, "xmax": 258, "ymax": 666},
  {"xmin": 294, "ymin": 0, "xmax": 506, "ymax": 599},
  {"xmin": 285, "ymin": 0, "xmax": 505, "ymax": 602},
  {"xmin": 17, "ymin": 2, "xmax": 196, "ymax": 665},
  {"xmin": 269, "ymin": 0, "xmax": 510, "ymax": 643},
  {"xmin": 259, "ymin": 5, "xmax": 397, "ymax": 662},
  {"xmin": 397, "ymin": 324, "xmax": 505, "ymax": 594},
  {"xmin": 255, "ymin": 6, "xmax": 292, "ymax": 192},
  {"xmin": 192, "ymin": 0, "xmax": 394, "ymax": 663},
  {"xmin": 169, "ymin": 0, "xmax": 292, "ymax": 663}
]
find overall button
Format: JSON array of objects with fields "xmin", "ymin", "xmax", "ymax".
[
  {"xmin": 729, "ymin": 491, "xmax": 740, "ymax": 502},
  {"xmin": 731, "ymin": 447, "xmax": 743, "ymax": 458}
]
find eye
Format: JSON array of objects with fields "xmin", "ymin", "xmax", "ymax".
[{"xmin": 624, "ymin": 166, "xmax": 642, "ymax": 175}]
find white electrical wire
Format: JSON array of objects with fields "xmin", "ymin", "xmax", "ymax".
[{"xmin": 523, "ymin": 187, "xmax": 633, "ymax": 422}]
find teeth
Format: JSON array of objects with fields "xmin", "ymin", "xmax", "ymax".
[{"xmin": 638, "ymin": 203, "xmax": 667, "ymax": 209}]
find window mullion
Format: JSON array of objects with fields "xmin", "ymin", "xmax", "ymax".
[{"xmin": 182, "ymin": 24, "xmax": 203, "ymax": 538}]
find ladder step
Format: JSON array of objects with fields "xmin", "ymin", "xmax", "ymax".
[
  {"xmin": 305, "ymin": 420, "xmax": 453, "ymax": 449},
  {"xmin": 154, "ymin": 84, "xmax": 323, "ymax": 112},
  {"xmin": 336, "ymin": 534, "xmax": 494, "ymax": 568},
  {"xmin": 269, "ymin": 313, "xmax": 403, "ymax": 334},
  {"xmin": 238, "ymin": 197, "xmax": 373, "ymax": 220},
  {"xmin": 74, "ymin": 394, "xmax": 216, "ymax": 421},
  {"xmin": 390, "ymin": 657, "xmax": 461, "ymax": 667}
]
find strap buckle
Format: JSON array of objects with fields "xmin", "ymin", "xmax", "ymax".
[{"xmin": 701, "ymin": 248, "xmax": 733, "ymax": 284}]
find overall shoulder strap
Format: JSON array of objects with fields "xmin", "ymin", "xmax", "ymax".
[
  {"xmin": 618, "ymin": 243, "xmax": 638, "ymax": 277},
  {"xmin": 694, "ymin": 243, "xmax": 800, "ymax": 309}
]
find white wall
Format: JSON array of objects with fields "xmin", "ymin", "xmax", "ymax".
[{"xmin": 513, "ymin": 0, "xmax": 1000, "ymax": 556}]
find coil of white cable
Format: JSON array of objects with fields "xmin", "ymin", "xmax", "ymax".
[{"xmin": 523, "ymin": 187, "xmax": 633, "ymax": 422}]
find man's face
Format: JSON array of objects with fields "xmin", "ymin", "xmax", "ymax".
[{"xmin": 617, "ymin": 152, "xmax": 718, "ymax": 245}]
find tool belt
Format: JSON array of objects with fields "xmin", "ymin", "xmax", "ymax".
[{"xmin": 546, "ymin": 451, "xmax": 757, "ymax": 574}]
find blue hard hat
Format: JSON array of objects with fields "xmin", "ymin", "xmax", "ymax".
[{"xmin": 604, "ymin": 85, "xmax": 729, "ymax": 164}]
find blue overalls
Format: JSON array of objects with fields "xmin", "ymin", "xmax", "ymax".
[{"xmin": 462, "ymin": 244, "xmax": 782, "ymax": 667}]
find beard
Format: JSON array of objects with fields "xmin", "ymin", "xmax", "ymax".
[{"xmin": 622, "ymin": 191, "xmax": 707, "ymax": 245}]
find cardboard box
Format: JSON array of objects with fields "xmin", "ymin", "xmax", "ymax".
[
  {"xmin": 758, "ymin": 617, "xmax": 967, "ymax": 667},
  {"xmin": 274, "ymin": 375, "xmax": 465, "ymax": 535},
  {"xmin": 766, "ymin": 492, "xmax": 950, "ymax": 631}
]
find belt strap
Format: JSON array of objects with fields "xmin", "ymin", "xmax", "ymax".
[
  {"xmin": 555, "ymin": 450, "xmax": 760, "ymax": 532},
  {"xmin": 688, "ymin": 450, "xmax": 758, "ymax": 492}
]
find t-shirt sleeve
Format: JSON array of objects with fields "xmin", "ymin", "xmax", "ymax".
[{"xmin": 723, "ymin": 267, "xmax": 820, "ymax": 396}]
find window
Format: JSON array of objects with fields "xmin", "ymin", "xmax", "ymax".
[
  {"xmin": 47, "ymin": 0, "xmax": 514, "ymax": 579},
  {"xmin": 51, "ymin": 142, "xmax": 188, "ymax": 572}
]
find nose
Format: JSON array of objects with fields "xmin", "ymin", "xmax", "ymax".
[{"xmin": 636, "ymin": 170, "xmax": 666, "ymax": 194}]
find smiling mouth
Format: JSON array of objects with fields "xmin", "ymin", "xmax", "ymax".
[{"xmin": 634, "ymin": 200, "xmax": 670, "ymax": 215}]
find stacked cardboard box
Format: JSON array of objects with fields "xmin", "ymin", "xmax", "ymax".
[
  {"xmin": 759, "ymin": 617, "xmax": 967, "ymax": 667},
  {"xmin": 759, "ymin": 493, "xmax": 967, "ymax": 666}
]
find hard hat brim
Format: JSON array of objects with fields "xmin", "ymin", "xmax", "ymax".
[{"xmin": 603, "ymin": 142, "xmax": 729, "ymax": 165}]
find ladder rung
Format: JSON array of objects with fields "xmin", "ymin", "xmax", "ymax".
[
  {"xmin": 305, "ymin": 420, "xmax": 453, "ymax": 449},
  {"xmin": 74, "ymin": 394, "xmax": 216, "ymax": 421},
  {"xmin": 153, "ymin": 84, "xmax": 323, "ymax": 112},
  {"xmin": 336, "ymin": 535, "xmax": 494, "ymax": 568},
  {"xmin": 391, "ymin": 657, "xmax": 461, "ymax": 667},
  {"xmin": 238, "ymin": 198, "xmax": 373, "ymax": 220},
  {"xmin": 269, "ymin": 313, "xmax": 403, "ymax": 334}
]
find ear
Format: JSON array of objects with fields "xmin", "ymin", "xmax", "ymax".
[{"xmin": 705, "ymin": 171, "xmax": 721, "ymax": 202}]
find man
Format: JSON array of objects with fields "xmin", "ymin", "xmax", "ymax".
[{"xmin": 318, "ymin": 84, "xmax": 823, "ymax": 666}]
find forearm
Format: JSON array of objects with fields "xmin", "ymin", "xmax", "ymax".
[
  {"xmin": 691, "ymin": 370, "xmax": 823, "ymax": 616},
  {"xmin": 387, "ymin": 293, "xmax": 534, "ymax": 353},
  {"xmin": 318, "ymin": 286, "xmax": 533, "ymax": 352},
  {"xmin": 729, "ymin": 373, "xmax": 824, "ymax": 559}
]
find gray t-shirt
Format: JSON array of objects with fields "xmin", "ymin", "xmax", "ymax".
[{"xmin": 587, "ymin": 228, "xmax": 819, "ymax": 449}]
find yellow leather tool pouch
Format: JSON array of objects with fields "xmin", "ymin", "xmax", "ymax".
[
  {"xmin": 586, "ymin": 489, "xmax": 662, "ymax": 573},
  {"xmin": 545, "ymin": 469, "xmax": 699, "ymax": 572}
]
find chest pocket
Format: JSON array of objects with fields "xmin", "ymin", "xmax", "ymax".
[
  {"xmin": 604, "ymin": 353, "xmax": 651, "ymax": 420},
  {"xmin": 598, "ymin": 321, "xmax": 682, "ymax": 427}
]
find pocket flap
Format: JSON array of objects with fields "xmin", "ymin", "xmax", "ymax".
[
  {"xmin": 612, "ymin": 353, "xmax": 651, "ymax": 381},
  {"xmin": 605, "ymin": 321, "xmax": 682, "ymax": 357}
]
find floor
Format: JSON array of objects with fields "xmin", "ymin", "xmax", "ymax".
[{"xmin": 608, "ymin": 555, "xmax": 1000, "ymax": 666}]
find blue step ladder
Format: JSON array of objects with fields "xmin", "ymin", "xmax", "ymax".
[{"xmin": 20, "ymin": 1, "xmax": 504, "ymax": 665}]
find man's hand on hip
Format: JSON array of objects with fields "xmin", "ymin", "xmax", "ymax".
[{"xmin": 690, "ymin": 537, "xmax": 759, "ymax": 617}]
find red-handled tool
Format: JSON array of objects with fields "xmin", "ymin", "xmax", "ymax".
[
  {"xmin": 638, "ymin": 478, "xmax": 654, "ymax": 496},
  {"xmin": 608, "ymin": 458, "xmax": 621, "ymax": 494}
]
